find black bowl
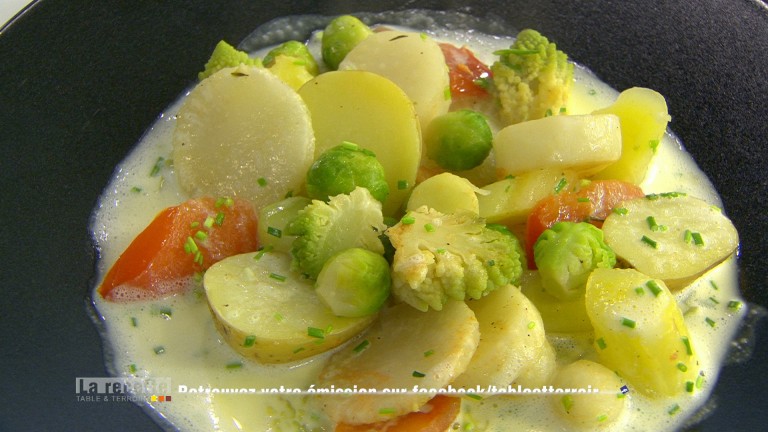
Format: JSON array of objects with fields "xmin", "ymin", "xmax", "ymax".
[{"xmin": 1, "ymin": 1, "xmax": 766, "ymax": 431}]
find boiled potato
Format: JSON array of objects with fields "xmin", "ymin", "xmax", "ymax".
[
  {"xmin": 453, "ymin": 285, "xmax": 555, "ymax": 389},
  {"xmin": 519, "ymin": 271, "xmax": 592, "ymax": 333},
  {"xmin": 478, "ymin": 169, "xmax": 579, "ymax": 225},
  {"xmin": 407, "ymin": 172, "xmax": 481, "ymax": 215},
  {"xmin": 550, "ymin": 360, "xmax": 627, "ymax": 427},
  {"xmin": 493, "ymin": 114, "xmax": 621, "ymax": 177},
  {"xmin": 317, "ymin": 300, "xmax": 479, "ymax": 425},
  {"xmin": 592, "ymin": 87, "xmax": 671, "ymax": 184},
  {"xmin": 585, "ymin": 268, "xmax": 698, "ymax": 398},
  {"xmin": 173, "ymin": 66, "xmax": 314, "ymax": 211},
  {"xmin": 339, "ymin": 30, "xmax": 451, "ymax": 130},
  {"xmin": 602, "ymin": 194, "xmax": 739, "ymax": 288},
  {"xmin": 298, "ymin": 70, "xmax": 421, "ymax": 215},
  {"xmin": 204, "ymin": 251, "xmax": 374, "ymax": 363}
]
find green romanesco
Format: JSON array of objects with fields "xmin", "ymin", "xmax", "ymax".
[
  {"xmin": 491, "ymin": 29, "xmax": 574, "ymax": 126},
  {"xmin": 385, "ymin": 206, "xmax": 525, "ymax": 311},
  {"xmin": 285, "ymin": 187, "xmax": 387, "ymax": 280},
  {"xmin": 198, "ymin": 40, "xmax": 263, "ymax": 81}
]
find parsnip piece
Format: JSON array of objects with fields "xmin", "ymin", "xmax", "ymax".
[
  {"xmin": 407, "ymin": 172, "xmax": 481, "ymax": 215},
  {"xmin": 173, "ymin": 66, "xmax": 314, "ymax": 211},
  {"xmin": 204, "ymin": 251, "xmax": 374, "ymax": 363},
  {"xmin": 493, "ymin": 114, "xmax": 621, "ymax": 177},
  {"xmin": 550, "ymin": 360, "xmax": 627, "ymax": 427},
  {"xmin": 317, "ymin": 301, "xmax": 479, "ymax": 425},
  {"xmin": 339, "ymin": 30, "xmax": 451, "ymax": 131},
  {"xmin": 478, "ymin": 169, "xmax": 579, "ymax": 225},
  {"xmin": 519, "ymin": 271, "xmax": 592, "ymax": 333},
  {"xmin": 298, "ymin": 70, "xmax": 421, "ymax": 215},
  {"xmin": 602, "ymin": 194, "xmax": 739, "ymax": 288},
  {"xmin": 453, "ymin": 285, "xmax": 554, "ymax": 389},
  {"xmin": 585, "ymin": 268, "xmax": 698, "ymax": 397}
]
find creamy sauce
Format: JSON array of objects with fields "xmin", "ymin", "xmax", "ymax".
[{"xmin": 89, "ymin": 12, "xmax": 746, "ymax": 432}]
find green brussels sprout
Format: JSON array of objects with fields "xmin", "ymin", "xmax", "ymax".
[
  {"xmin": 534, "ymin": 221, "xmax": 616, "ymax": 300},
  {"xmin": 315, "ymin": 248, "xmax": 391, "ymax": 317},
  {"xmin": 322, "ymin": 15, "xmax": 373, "ymax": 70},
  {"xmin": 258, "ymin": 196, "xmax": 311, "ymax": 253},
  {"xmin": 425, "ymin": 109, "xmax": 493, "ymax": 171},
  {"xmin": 263, "ymin": 40, "xmax": 319, "ymax": 75},
  {"xmin": 306, "ymin": 142, "xmax": 389, "ymax": 203}
]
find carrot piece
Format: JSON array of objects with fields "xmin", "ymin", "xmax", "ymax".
[
  {"xmin": 524, "ymin": 180, "xmax": 644, "ymax": 268},
  {"xmin": 98, "ymin": 197, "xmax": 258, "ymax": 301},
  {"xmin": 439, "ymin": 43, "xmax": 492, "ymax": 99},
  {"xmin": 335, "ymin": 396, "xmax": 461, "ymax": 432}
]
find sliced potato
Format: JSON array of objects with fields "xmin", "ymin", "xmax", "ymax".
[
  {"xmin": 453, "ymin": 285, "xmax": 554, "ymax": 389},
  {"xmin": 339, "ymin": 30, "xmax": 451, "ymax": 130},
  {"xmin": 406, "ymin": 172, "xmax": 481, "ymax": 215},
  {"xmin": 173, "ymin": 66, "xmax": 314, "ymax": 211},
  {"xmin": 585, "ymin": 268, "xmax": 698, "ymax": 398},
  {"xmin": 602, "ymin": 194, "xmax": 739, "ymax": 288},
  {"xmin": 478, "ymin": 169, "xmax": 579, "ymax": 225},
  {"xmin": 298, "ymin": 70, "xmax": 421, "ymax": 215},
  {"xmin": 493, "ymin": 114, "xmax": 621, "ymax": 177},
  {"xmin": 519, "ymin": 271, "xmax": 592, "ymax": 334},
  {"xmin": 317, "ymin": 301, "xmax": 479, "ymax": 425},
  {"xmin": 204, "ymin": 251, "xmax": 374, "ymax": 363},
  {"xmin": 549, "ymin": 360, "xmax": 627, "ymax": 427}
]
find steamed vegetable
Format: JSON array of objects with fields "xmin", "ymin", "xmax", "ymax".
[
  {"xmin": 198, "ymin": 40, "xmax": 262, "ymax": 81},
  {"xmin": 550, "ymin": 360, "xmax": 627, "ymax": 427},
  {"xmin": 424, "ymin": 109, "xmax": 493, "ymax": 171},
  {"xmin": 317, "ymin": 301, "xmax": 479, "ymax": 425},
  {"xmin": 439, "ymin": 43, "xmax": 492, "ymax": 99},
  {"xmin": 262, "ymin": 40, "xmax": 319, "ymax": 90},
  {"xmin": 534, "ymin": 221, "xmax": 617, "ymax": 300},
  {"xmin": 298, "ymin": 70, "xmax": 421, "ymax": 215},
  {"xmin": 406, "ymin": 172, "xmax": 481, "ymax": 215},
  {"xmin": 321, "ymin": 15, "xmax": 373, "ymax": 70},
  {"xmin": 173, "ymin": 65, "xmax": 315, "ymax": 211},
  {"xmin": 286, "ymin": 187, "xmax": 386, "ymax": 280},
  {"xmin": 315, "ymin": 248, "xmax": 391, "ymax": 317},
  {"xmin": 591, "ymin": 87, "xmax": 671, "ymax": 184},
  {"xmin": 305, "ymin": 141, "xmax": 389, "ymax": 204},
  {"xmin": 493, "ymin": 114, "xmax": 622, "ymax": 177},
  {"xmin": 98, "ymin": 197, "xmax": 258, "ymax": 301},
  {"xmin": 204, "ymin": 251, "xmax": 375, "ymax": 363},
  {"xmin": 386, "ymin": 206, "xmax": 525, "ymax": 311},
  {"xmin": 601, "ymin": 193, "xmax": 739, "ymax": 287},
  {"xmin": 492, "ymin": 29, "xmax": 574, "ymax": 126},
  {"xmin": 585, "ymin": 268, "xmax": 699, "ymax": 397},
  {"xmin": 257, "ymin": 196, "xmax": 311, "ymax": 253}
]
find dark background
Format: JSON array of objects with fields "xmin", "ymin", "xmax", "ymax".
[{"xmin": 1, "ymin": 1, "xmax": 765, "ymax": 430}]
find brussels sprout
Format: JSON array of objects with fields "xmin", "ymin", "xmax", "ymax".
[
  {"xmin": 425, "ymin": 109, "xmax": 492, "ymax": 171},
  {"xmin": 534, "ymin": 221, "xmax": 616, "ymax": 300},
  {"xmin": 306, "ymin": 142, "xmax": 389, "ymax": 203},
  {"xmin": 315, "ymin": 248, "xmax": 391, "ymax": 317},
  {"xmin": 322, "ymin": 15, "xmax": 373, "ymax": 70},
  {"xmin": 263, "ymin": 40, "xmax": 319, "ymax": 74}
]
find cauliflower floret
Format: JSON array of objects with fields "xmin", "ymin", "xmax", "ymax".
[
  {"xmin": 491, "ymin": 29, "xmax": 574, "ymax": 126},
  {"xmin": 386, "ymin": 206, "xmax": 525, "ymax": 311}
]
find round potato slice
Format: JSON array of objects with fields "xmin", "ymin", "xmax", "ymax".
[
  {"xmin": 406, "ymin": 172, "xmax": 481, "ymax": 215},
  {"xmin": 493, "ymin": 114, "xmax": 622, "ymax": 177},
  {"xmin": 339, "ymin": 30, "xmax": 451, "ymax": 131},
  {"xmin": 173, "ymin": 65, "xmax": 314, "ymax": 211},
  {"xmin": 298, "ymin": 70, "xmax": 421, "ymax": 215},
  {"xmin": 204, "ymin": 251, "xmax": 374, "ymax": 363},
  {"xmin": 317, "ymin": 300, "xmax": 479, "ymax": 425},
  {"xmin": 602, "ymin": 194, "xmax": 739, "ymax": 288}
]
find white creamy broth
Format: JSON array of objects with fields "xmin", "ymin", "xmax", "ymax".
[{"xmin": 90, "ymin": 12, "xmax": 746, "ymax": 432}]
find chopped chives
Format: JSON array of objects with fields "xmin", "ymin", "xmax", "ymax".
[
  {"xmin": 293, "ymin": 346, "xmax": 305, "ymax": 354},
  {"xmin": 353, "ymin": 339, "xmax": 370, "ymax": 353},
  {"xmin": 215, "ymin": 196, "xmax": 234, "ymax": 208},
  {"xmin": 158, "ymin": 307, "xmax": 173, "ymax": 319},
  {"xmin": 243, "ymin": 335, "xmax": 256, "ymax": 347},
  {"xmin": 646, "ymin": 215, "xmax": 668, "ymax": 232},
  {"xmin": 709, "ymin": 296, "xmax": 720, "ymax": 305},
  {"xmin": 696, "ymin": 373, "xmax": 705, "ymax": 389},
  {"xmin": 677, "ymin": 362, "xmax": 688, "ymax": 372},
  {"xmin": 705, "ymin": 317, "xmax": 716, "ymax": 327},
  {"xmin": 681, "ymin": 336, "xmax": 693, "ymax": 355},
  {"xmin": 397, "ymin": 180, "xmax": 409, "ymax": 190},
  {"xmin": 254, "ymin": 245, "xmax": 274, "ymax": 261},
  {"xmin": 424, "ymin": 223, "xmax": 436, "ymax": 232},
  {"xmin": 215, "ymin": 212, "xmax": 226, "ymax": 226},
  {"xmin": 150, "ymin": 157, "xmax": 165, "ymax": 177},
  {"xmin": 613, "ymin": 207, "xmax": 629, "ymax": 215},
  {"xmin": 130, "ymin": 186, "xmax": 143, "ymax": 193},
  {"xmin": 616, "ymin": 392, "xmax": 626, "ymax": 399},
  {"xmin": 257, "ymin": 177, "xmax": 268, "ymax": 187},
  {"xmin": 153, "ymin": 346, "xmax": 166, "ymax": 355},
  {"xmin": 444, "ymin": 86, "xmax": 452, "ymax": 101},
  {"xmin": 727, "ymin": 300, "xmax": 743, "ymax": 310},
  {"xmin": 597, "ymin": 414, "xmax": 608, "ymax": 422},
  {"xmin": 554, "ymin": 177, "xmax": 568, "ymax": 194},
  {"xmin": 596, "ymin": 337, "xmax": 607, "ymax": 350},
  {"xmin": 378, "ymin": 408, "xmax": 395, "ymax": 415},
  {"xmin": 269, "ymin": 273, "xmax": 287, "ymax": 282},
  {"xmin": 685, "ymin": 381, "xmax": 695, "ymax": 393},
  {"xmin": 710, "ymin": 280, "xmax": 719, "ymax": 290},
  {"xmin": 488, "ymin": 259, "xmax": 496, "ymax": 267},
  {"xmin": 646, "ymin": 280, "xmax": 663, "ymax": 297},
  {"xmin": 635, "ymin": 286, "xmax": 646, "ymax": 295},
  {"xmin": 577, "ymin": 197, "xmax": 591, "ymax": 203},
  {"xmin": 226, "ymin": 361, "xmax": 243, "ymax": 369},
  {"xmin": 559, "ymin": 106, "xmax": 567, "ymax": 114},
  {"xmin": 195, "ymin": 230, "xmax": 208, "ymax": 241},
  {"xmin": 307, "ymin": 327, "xmax": 326, "ymax": 339},
  {"xmin": 527, "ymin": 321, "xmax": 536, "ymax": 329},
  {"xmin": 545, "ymin": 108, "xmax": 553, "ymax": 117},
  {"xmin": 641, "ymin": 235, "xmax": 658, "ymax": 248},
  {"xmin": 184, "ymin": 236, "xmax": 199, "ymax": 254},
  {"xmin": 466, "ymin": 393, "xmax": 483, "ymax": 400},
  {"xmin": 128, "ymin": 364, "xmax": 137, "ymax": 374},
  {"xmin": 190, "ymin": 221, "xmax": 200, "ymax": 228},
  {"xmin": 267, "ymin": 226, "xmax": 282, "ymax": 238},
  {"xmin": 273, "ymin": 313, "xmax": 284, "ymax": 322},
  {"xmin": 436, "ymin": 248, "xmax": 447, "ymax": 254},
  {"xmin": 340, "ymin": 141, "xmax": 358, "ymax": 150},
  {"xmin": 668, "ymin": 404, "xmax": 680, "ymax": 415},
  {"xmin": 194, "ymin": 250, "xmax": 204, "ymax": 266},
  {"xmin": 401, "ymin": 215, "xmax": 416, "ymax": 225},
  {"xmin": 621, "ymin": 317, "xmax": 636, "ymax": 329},
  {"xmin": 684, "ymin": 230, "xmax": 704, "ymax": 245},
  {"xmin": 203, "ymin": 216, "xmax": 215, "ymax": 228},
  {"xmin": 561, "ymin": 395, "xmax": 574, "ymax": 411},
  {"xmin": 130, "ymin": 317, "xmax": 138, "ymax": 327},
  {"xmin": 649, "ymin": 139, "xmax": 660, "ymax": 153},
  {"xmin": 424, "ymin": 349, "xmax": 435, "ymax": 357},
  {"xmin": 412, "ymin": 371, "xmax": 426, "ymax": 378}
]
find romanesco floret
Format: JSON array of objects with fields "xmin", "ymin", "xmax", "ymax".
[
  {"xmin": 198, "ymin": 40, "xmax": 263, "ymax": 81},
  {"xmin": 286, "ymin": 187, "xmax": 387, "ymax": 280},
  {"xmin": 491, "ymin": 29, "xmax": 574, "ymax": 126},
  {"xmin": 385, "ymin": 206, "xmax": 525, "ymax": 311}
]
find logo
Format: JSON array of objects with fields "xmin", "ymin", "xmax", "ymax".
[{"xmin": 75, "ymin": 377, "xmax": 172, "ymax": 403}]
